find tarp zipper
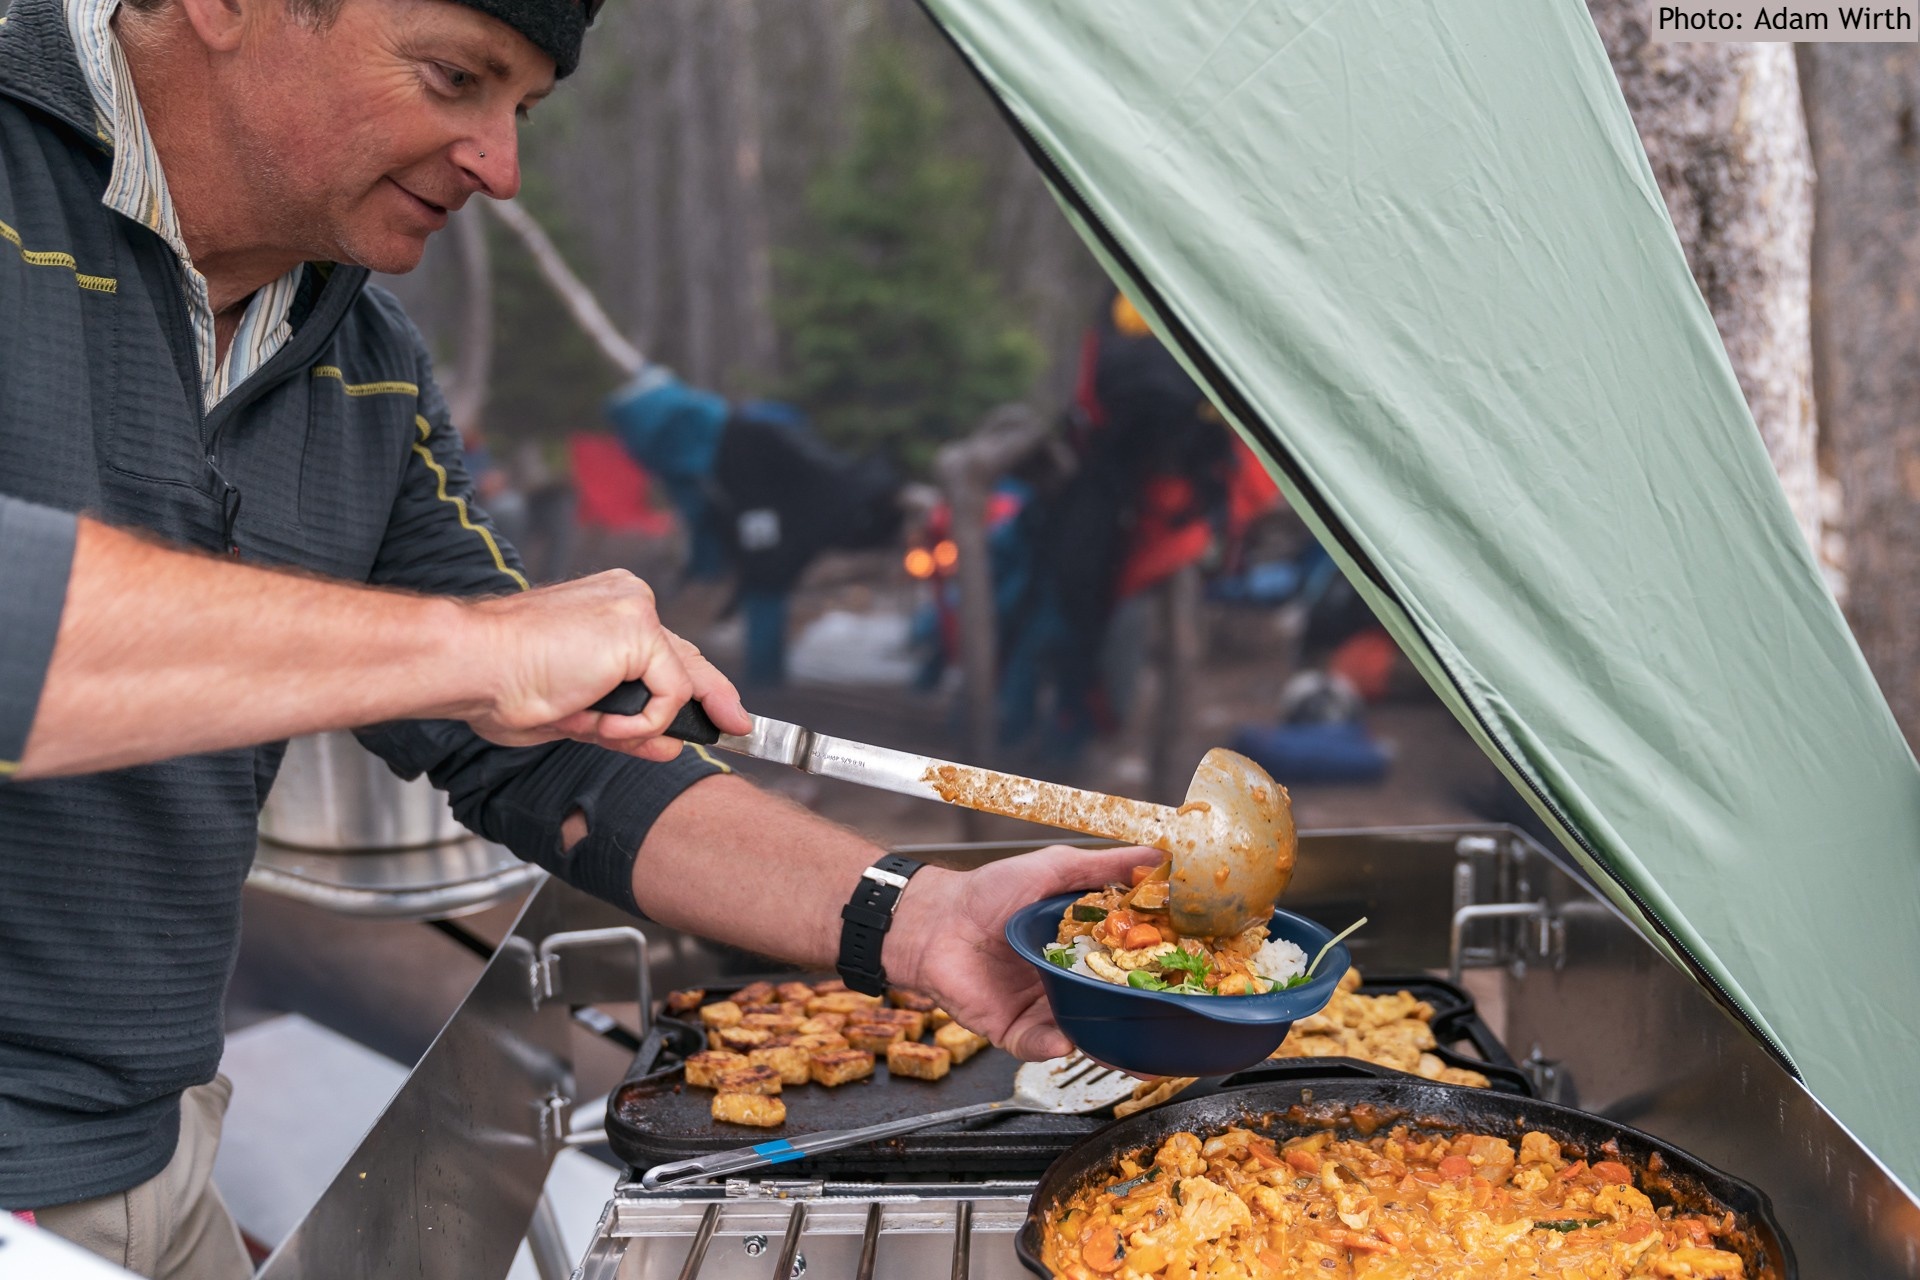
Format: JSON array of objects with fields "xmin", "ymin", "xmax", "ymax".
[{"xmin": 919, "ymin": 5, "xmax": 1800, "ymax": 1079}]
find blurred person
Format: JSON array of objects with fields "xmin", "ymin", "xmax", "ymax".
[
  {"xmin": 1007, "ymin": 292, "xmax": 1276, "ymax": 759},
  {"xmin": 0, "ymin": 1, "xmax": 1145, "ymax": 1273},
  {"xmin": 607, "ymin": 366, "xmax": 905, "ymax": 687}
]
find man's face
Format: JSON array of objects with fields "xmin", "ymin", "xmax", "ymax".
[{"xmin": 217, "ymin": 0, "xmax": 555, "ymax": 273}]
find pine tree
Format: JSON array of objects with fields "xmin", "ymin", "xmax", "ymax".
[{"xmin": 777, "ymin": 38, "xmax": 1043, "ymax": 475}]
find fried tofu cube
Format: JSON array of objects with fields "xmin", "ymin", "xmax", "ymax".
[
  {"xmin": 733, "ymin": 981, "xmax": 778, "ymax": 1006},
  {"xmin": 698, "ymin": 1000, "xmax": 743, "ymax": 1030},
  {"xmin": 886, "ymin": 1040, "xmax": 952, "ymax": 1081},
  {"xmin": 789, "ymin": 1032, "xmax": 849, "ymax": 1054},
  {"xmin": 812, "ymin": 977, "xmax": 849, "ymax": 994},
  {"xmin": 712, "ymin": 1092, "xmax": 786, "ymax": 1128},
  {"xmin": 809, "ymin": 1049, "xmax": 875, "ymax": 1087},
  {"xmin": 742, "ymin": 1013, "xmax": 806, "ymax": 1035},
  {"xmin": 717, "ymin": 1026, "xmax": 773, "ymax": 1051},
  {"xmin": 685, "ymin": 1049, "xmax": 750, "ymax": 1088},
  {"xmin": 928, "ymin": 1008, "xmax": 953, "ymax": 1031},
  {"xmin": 933, "ymin": 1022, "xmax": 990, "ymax": 1064},
  {"xmin": 798, "ymin": 1013, "xmax": 848, "ymax": 1035},
  {"xmin": 714, "ymin": 1064, "xmax": 782, "ymax": 1096},
  {"xmin": 870, "ymin": 1007, "xmax": 927, "ymax": 1040},
  {"xmin": 739, "ymin": 1002, "xmax": 789, "ymax": 1018},
  {"xmin": 806, "ymin": 991, "xmax": 883, "ymax": 1016},
  {"xmin": 665, "ymin": 988, "xmax": 706, "ymax": 1015},
  {"xmin": 887, "ymin": 988, "xmax": 938, "ymax": 1013},
  {"xmin": 776, "ymin": 982, "xmax": 817, "ymax": 1004},
  {"xmin": 749, "ymin": 1044, "xmax": 813, "ymax": 1086},
  {"xmin": 844, "ymin": 1022, "xmax": 907, "ymax": 1053}
]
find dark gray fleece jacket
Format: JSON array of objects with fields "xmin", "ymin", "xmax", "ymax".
[{"xmin": 0, "ymin": 0, "xmax": 722, "ymax": 1207}]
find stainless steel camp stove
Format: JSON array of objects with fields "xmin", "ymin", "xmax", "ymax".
[
  {"xmin": 257, "ymin": 826, "xmax": 1920, "ymax": 1280},
  {"xmin": 574, "ymin": 1182, "xmax": 1035, "ymax": 1280}
]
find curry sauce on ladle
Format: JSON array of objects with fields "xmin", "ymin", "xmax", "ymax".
[{"xmin": 923, "ymin": 747, "xmax": 1296, "ymax": 938}]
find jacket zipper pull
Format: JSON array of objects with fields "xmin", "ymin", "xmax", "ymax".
[{"xmin": 208, "ymin": 454, "xmax": 242, "ymax": 555}]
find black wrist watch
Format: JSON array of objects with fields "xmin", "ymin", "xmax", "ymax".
[{"xmin": 836, "ymin": 853, "xmax": 926, "ymax": 996}]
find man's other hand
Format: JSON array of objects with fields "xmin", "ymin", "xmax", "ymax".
[
  {"xmin": 460, "ymin": 569, "xmax": 751, "ymax": 761},
  {"xmin": 882, "ymin": 845, "xmax": 1160, "ymax": 1062}
]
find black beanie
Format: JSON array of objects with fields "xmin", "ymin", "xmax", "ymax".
[{"xmin": 452, "ymin": 0, "xmax": 589, "ymax": 77}]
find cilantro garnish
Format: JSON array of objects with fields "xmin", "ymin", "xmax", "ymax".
[{"xmin": 1159, "ymin": 947, "xmax": 1210, "ymax": 981}]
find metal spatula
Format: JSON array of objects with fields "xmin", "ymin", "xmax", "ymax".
[
  {"xmin": 638, "ymin": 1054, "xmax": 1134, "ymax": 1189},
  {"xmin": 592, "ymin": 686, "xmax": 1297, "ymax": 939}
]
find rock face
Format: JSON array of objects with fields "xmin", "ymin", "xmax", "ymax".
[
  {"xmin": 1798, "ymin": 45, "xmax": 1920, "ymax": 745},
  {"xmin": 1584, "ymin": 5, "xmax": 1829, "ymax": 581}
]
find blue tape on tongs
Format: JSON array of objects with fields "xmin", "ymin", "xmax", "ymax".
[{"xmin": 752, "ymin": 1140, "xmax": 804, "ymax": 1164}]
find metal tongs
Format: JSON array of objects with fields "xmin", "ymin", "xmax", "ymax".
[{"xmin": 594, "ymin": 686, "xmax": 1297, "ymax": 937}]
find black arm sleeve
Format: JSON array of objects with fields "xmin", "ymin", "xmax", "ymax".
[{"xmin": 350, "ymin": 299, "xmax": 726, "ymax": 913}]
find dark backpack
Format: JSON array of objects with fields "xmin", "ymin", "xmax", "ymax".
[{"xmin": 711, "ymin": 407, "xmax": 904, "ymax": 595}]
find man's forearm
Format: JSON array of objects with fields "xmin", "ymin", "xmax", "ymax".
[
  {"xmin": 19, "ymin": 518, "xmax": 477, "ymax": 778},
  {"xmin": 630, "ymin": 773, "xmax": 948, "ymax": 984}
]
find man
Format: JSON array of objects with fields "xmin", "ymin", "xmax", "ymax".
[{"xmin": 0, "ymin": 0, "xmax": 1148, "ymax": 1275}]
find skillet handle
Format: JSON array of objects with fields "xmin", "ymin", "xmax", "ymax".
[
  {"xmin": 640, "ymin": 1099, "xmax": 1018, "ymax": 1189},
  {"xmin": 589, "ymin": 682, "xmax": 723, "ymax": 745}
]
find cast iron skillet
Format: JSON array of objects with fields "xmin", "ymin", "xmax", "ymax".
[{"xmin": 1016, "ymin": 1075, "xmax": 1795, "ymax": 1279}]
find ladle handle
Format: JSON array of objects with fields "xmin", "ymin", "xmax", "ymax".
[
  {"xmin": 917, "ymin": 762, "xmax": 1185, "ymax": 852},
  {"xmin": 589, "ymin": 682, "xmax": 723, "ymax": 745}
]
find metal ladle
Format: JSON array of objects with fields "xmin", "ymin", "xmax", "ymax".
[
  {"xmin": 907, "ymin": 744, "xmax": 1299, "ymax": 937},
  {"xmin": 598, "ymin": 672, "xmax": 1297, "ymax": 937}
]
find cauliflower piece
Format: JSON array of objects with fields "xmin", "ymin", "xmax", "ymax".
[
  {"xmin": 1154, "ymin": 1133, "xmax": 1208, "ymax": 1179},
  {"xmin": 1175, "ymin": 1177, "xmax": 1252, "ymax": 1243},
  {"xmin": 1594, "ymin": 1183, "xmax": 1655, "ymax": 1222},
  {"xmin": 1519, "ymin": 1131, "xmax": 1562, "ymax": 1166},
  {"xmin": 1109, "ymin": 941, "xmax": 1177, "ymax": 971}
]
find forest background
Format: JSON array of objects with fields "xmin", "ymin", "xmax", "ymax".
[{"xmin": 382, "ymin": 0, "xmax": 1920, "ymax": 750}]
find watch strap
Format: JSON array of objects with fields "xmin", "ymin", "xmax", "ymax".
[{"xmin": 836, "ymin": 853, "xmax": 925, "ymax": 996}]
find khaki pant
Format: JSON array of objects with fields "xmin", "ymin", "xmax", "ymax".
[{"xmin": 34, "ymin": 1076, "xmax": 252, "ymax": 1280}]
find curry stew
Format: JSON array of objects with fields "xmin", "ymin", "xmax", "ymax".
[{"xmin": 1039, "ymin": 1122, "xmax": 1753, "ymax": 1279}]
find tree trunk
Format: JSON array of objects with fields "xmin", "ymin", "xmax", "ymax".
[
  {"xmin": 669, "ymin": 0, "xmax": 721, "ymax": 386},
  {"xmin": 1797, "ymin": 46, "xmax": 1920, "ymax": 745},
  {"xmin": 445, "ymin": 205, "xmax": 493, "ymax": 433},
  {"xmin": 720, "ymin": 0, "xmax": 779, "ymax": 385},
  {"xmin": 488, "ymin": 200, "xmax": 645, "ymax": 376},
  {"xmin": 1584, "ymin": 5, "xmax": 1829, "ymax": 578}
]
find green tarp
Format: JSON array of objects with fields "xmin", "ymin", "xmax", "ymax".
[{"xmin": 920, "ymin": 0, "xmax": 1920, "ymax": 1188}]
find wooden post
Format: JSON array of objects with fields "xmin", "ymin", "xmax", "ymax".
[{"xmin": 1151, "ymin": 565, "xmax": 1205, "ymax": 803}]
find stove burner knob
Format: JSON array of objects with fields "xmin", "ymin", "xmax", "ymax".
[
  {"xmin": 790, "ymin": 1255, "xmax": 807, "ymax": 1278},
  {"xmin": 742, "ymin": 1235, "xmax": 768, "ymax": 1257}
]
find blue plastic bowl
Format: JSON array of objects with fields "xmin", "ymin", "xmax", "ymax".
[{"xmin": 1006, "ymin": 893, "xmax": 1350, "ymax": 1078}]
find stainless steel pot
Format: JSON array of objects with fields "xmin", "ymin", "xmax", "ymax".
[{"xmin": 259, "ymin": 731, "xmax": 467, "ymax": 852}]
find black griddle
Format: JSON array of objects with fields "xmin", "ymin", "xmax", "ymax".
[{"xmin": 607, "ymin": 972, "xmax": 1529, "ymax": 1180}]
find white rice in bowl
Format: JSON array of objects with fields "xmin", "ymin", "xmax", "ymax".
[
  {"xmin": 1248, "ymin": 936, "xmax": 1308, "ymax": 986},
  {"xmin": 1062, "ymin": 935, "xmax": 1099, "ymax": 980}
]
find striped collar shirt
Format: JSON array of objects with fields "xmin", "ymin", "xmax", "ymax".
[{"xmin": 64, "ymin": 0, "xmax": 302, "ymax": 410}]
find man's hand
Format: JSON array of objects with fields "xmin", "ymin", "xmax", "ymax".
[
  {"xmin": 882, "ymin": 845, "xmax": 1160, "ymax": 1061},
  {"xmin": 460, "ymin": 570, "xmax": 751, "ymax": 761}
]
